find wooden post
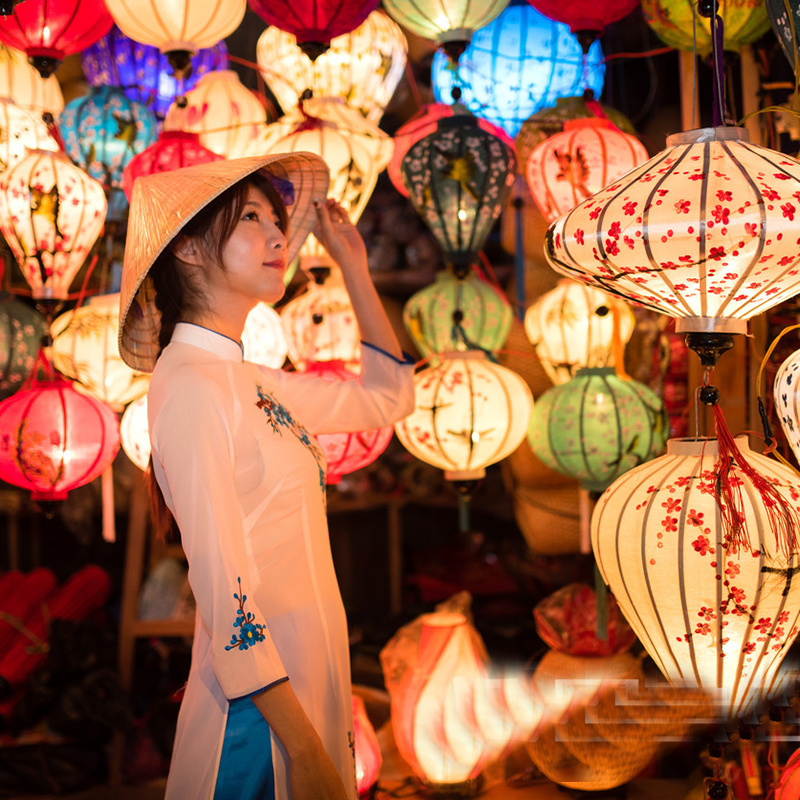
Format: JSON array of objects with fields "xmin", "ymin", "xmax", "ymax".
[{"xmin": 680, "ymin": 50, "xmax": 700, "ymax": 131}]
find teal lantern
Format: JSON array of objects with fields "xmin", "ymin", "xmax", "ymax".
[
  {"xmin": 0, "ymin": 293, "xmax": 47, "ymax": 400},
  {"xmin": 528, "ymin": 367, "xmax": 667, "ymax": 493}
]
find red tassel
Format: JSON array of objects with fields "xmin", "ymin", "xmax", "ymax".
[{"xmin": 712, "ymin": 403, "xmax": 799, "ymax": 557}]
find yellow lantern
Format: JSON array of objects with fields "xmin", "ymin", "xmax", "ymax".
[
  {"xmin": 524, "ymin": 279, "xmax": 635, "ymax": 385},
  {"xmin": 0, "ymin": 97, "xmax": 60, "ymax": 173},
  {"xmin": 51, "ymin": 293, "xmax": 149, "ymax": 411},
  {"xmin": 164, "ymin": 70, "xmax": 270, "ymax": 160},
  {"xmin": 0, "ymin": 45, "xmax": 64, "ymax": 116},
  {"xmin": 256, "ymin": 10, "xmax": 407, "ymax": 124},
  {"xmin": 242, "ymin": 302, "xmax": 288, "ymax": 369},
  {"xmin": 120, "ymin": 393, "xmax": 149, "ymax": 471},
  {"xmin": 0, "ymin": 150, "xmax": 107, "ymax": 301}
]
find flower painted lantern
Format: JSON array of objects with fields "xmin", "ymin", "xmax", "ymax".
[
  {"xmin": 526, "ymin": 118, "xmax": 648, "ymax": 223},
  {"xmin": 163, "ymin": 70, "xmax": 271, "ymax": 161},
  {"xmin": 592, "ymin": 437, "xmax": 800, "ymax": 718},
  {"xmin": 256, "ymin": 11, "xmax": 407, "ymax": 124},
  {"xmin": 528, "ymin": 368, "xmax": 668, "ymax": 493},
  {"xmin": 50, "ymin": 293, "xmax": 150, "ymax": 411},
  {"xmin": 122, "ymin": 130, "xmax": 223, "ymax": 201},
  {"xmin": 526, "ymin": 0, "xmax": 639, "ymax": 48},
  {"xmin": 403, "ymin": 267, "xmax": 512, "ymax": 358},
  {"xmin": 775, "ymin": 347, "xmax": 800, "ymax": 467},
  {"xmin": 524, "ymin": 279, "xmax": 635, "ymax": 385},
  {"xmin": 0, "ymin": 0, "xmax": 113, "ymax": 78},
  {"xmin": 0, "ymin": 150, "xmax": 107, "ymax": 301},
  {"xmin": 395, "ymin": 351, "xmax": 533, "ymax": 481},
  {"xmin": 0, "ymin": 97, "xmax": 60, "ymax": 173},
  {"xmin": 353, "ymin": 695, "xmax": 382, "ymax": 796},
  {"xmin": 81, "ymin": 25, "xmax": 228, "ymax": 120},
  {"xmin": 401, "ymin": 114, "xmax": 516, "ymax": 269},
  {"xmin": 383, "ymin": 0, "xmax": 510, "ymax": 62},
  {"xmin": 0, "ymin": 293, "xmax": 47, "ymax": 400},
  {"xmin": 431, "ymin": 1, "xmax": 606, "ymax": 138},
  {"xmin": 242, "ymin": 302, "xmax": 289, "ymax": 370},
  {"xmin": 0, "ymin": 46, "xmax": 63, "ymax": 116},
  {"xmin": 248, "ymin": 0, "xmax": 380, "ymax": 61},
  {"xmin": 120, "ymin": 393, "xmax": 149, "ymax": 471},
  {"xmin": 642, "ymin": 0, "xmax": 770, "ymax": 55},
  {"xmin": 546, "ymin": 127, "xmax": 800, "ymax": 339},
  {"xmin": 103, "ymin": 0, "xmax": 244, "ymax": 78},
  {"xmin": 389, "ymin": 103, "xmax": 513, "ymax": 198}
]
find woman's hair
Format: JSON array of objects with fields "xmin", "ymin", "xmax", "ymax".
[{"xmin": 146, "ymin": 171, "xmax": 290, "ymax": 540}]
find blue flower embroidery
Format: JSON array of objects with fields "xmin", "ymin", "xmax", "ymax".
[{"xmin": 225, "ymin": 577, "xmax": 266, "ymax": 652}]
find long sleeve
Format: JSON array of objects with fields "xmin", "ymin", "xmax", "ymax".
[{"xmin": 148, "ymin": 365, "xmax": 287, "ymax": 700}]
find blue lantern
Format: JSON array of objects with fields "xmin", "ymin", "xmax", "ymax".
[
  {"xmin": 431, "ymin": 0, "xmax": 605, "ymax": 138},
  {"xmin": 81, "ymin": 25, "xmax": 228, "ymax": 120}
]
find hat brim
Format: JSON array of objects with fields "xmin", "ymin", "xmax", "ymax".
[{"xmin": 119, "ymin": 152, "xmax": 330, "ymax": 373}]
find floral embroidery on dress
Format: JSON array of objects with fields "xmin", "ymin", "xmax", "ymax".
[{"xmin": 225, "ymin": 577, "xmax": 266, "ymax": 652}]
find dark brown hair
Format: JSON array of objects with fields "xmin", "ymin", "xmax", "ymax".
[{"xmin": 146, "ymin": 171, "xmax": 290, "ymax": 540}]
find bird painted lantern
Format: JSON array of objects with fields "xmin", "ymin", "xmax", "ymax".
[
  {"xmin": 403, "ymin": 267, "xmax": 513, "ymax": 358},
  {"xmin": 545, "ymin": 127, "xmax": 800, "ymax": 337},
  {"xmin": 0, "ymin": 293, "xmax": 48, "ymax": 401},
  {"xmin": 0, "ymin": 45, "xmax": 63, "ymax": 116},
  {"xmin": 526, "ymin": 118, "xmax": 649, "ymax": 223},
  {"xmin": 401, "ymin": 114, "xmax": 516, "ymax": 269},
  {"xmin": 0, "ymin": 150, "xmax": 107, "ymax": 301},
  {"xmin": 592, "ymin": 436, "xmax": 800, "ymax": 718},
  {"xmin": 525, "ymin": 0, "xmax": 639, "ymax": 48},
  {"xmin": 353, "ymin": 694, "xmax": 382, "ymax": 796},
  {"xmin": 0, "ymin": 97, "xmax": 60, "ymax": 173},
  {"xmin": 524, "ymin": 279, "xmax": 635, "ymax": 385},
  {"xmin": 242, "ymin": 302, "xmax": 289, "ymax": 370},
  {"xmin": 0, "ymin": 0, "xmax": 113, "ymax": 78},
  {"xmin": 120, "ymin": 393, "xmax": 149, "ymax": 471},
  {"xmin": 256, "ymin": 10, "xmax": 407, "ymax": 124},
  {"xmin": 431, "ymin": 0, "xmax": 606, "ymax": 138}
]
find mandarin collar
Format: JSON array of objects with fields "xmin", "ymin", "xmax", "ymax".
[{"xmin": 171, "ymin": 322, "xmax": 244, "ymax": 363}]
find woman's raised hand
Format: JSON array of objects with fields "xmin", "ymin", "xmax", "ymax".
[{"xmin": 313, "ymin": 198, "xmax": 368, "ymax": 275}]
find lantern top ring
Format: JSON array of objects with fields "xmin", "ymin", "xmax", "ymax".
[
  {"xmin": 666, "ymin": 436, "xmax": 748, "ymax": 456},
  {"xmin": 666, "ymin": 126, "xmax": 749, "ymax": 146},
  {"xmin": 675, "ymin": 316, "xmax": 748, "ymax": 335}
]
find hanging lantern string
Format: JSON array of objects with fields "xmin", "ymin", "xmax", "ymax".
[
  {"xmin": 709, "ymin": 2, "xmax": 728, "ymax": 127},
  {"xmin": 226, "ymin": 53, "xmax": 280, "ymax": 119}
]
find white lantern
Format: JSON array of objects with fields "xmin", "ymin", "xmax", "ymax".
[
  {"xmin": 774, "ymin": 348, "xmax": 800, "ymax": 467},
  {"xmin": 120, "ymin": 393, "xmax": 149, "ymax": 471},
  {"xmin": 0, "ymin": 46, "xmax": 63, "ymax": 116},
  {"xmin": 0, "ymin": 96, "xmax": 60, "ymax": 173},
  {"xmin": 242, "ymin": 302, "xmax": 289, "ymax": 369}
]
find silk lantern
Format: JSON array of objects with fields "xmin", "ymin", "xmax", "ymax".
[
  {"xmin": 241, "ymin": 302, "xmax": 289, "ymax": 370},
  {"xmin": 775, "ymin": 747, "xmax": 800, "ymax": 800},
  {"xmin": 0, "ymin": 150, "xmax": 107, "ymax": 301},
  {"xmin": 526, "ymin": 0, "xmax": 639, "ymax": 48},
  {"xmin": 526, "ymin": 118, "xmax": 648, "ymax": 223},
  {"xmin": 431, "ymin": 0, "xmax": 606, "ymax": 138},
  {"xmin": 395, "ymin": 351, "xmax": 533, "ymax": 480},
  {"xmin": 50, "ymin": 293, "xmax": 150, "ymax": 411},
  {"xmin": 0, "ymin": 97, "xmax": 60, "ymax": 173},
  {"xmin": 592, "ymin": 436, "xmax": 800, "ymax": 718},
  {"xmin": 0, "ymin": 0, "xmax": 113, "ymax": 78},
  {"xmin": 256, "ymin": 11, "xmax": 407, "ymax": 124},
  {"xmin": 0, "ymin": 293, "xmax": 48, "ymax": 400},
  {"xmin": 767, "ymin": 0, "xmax": 800, "ymax": 73},
  {"xmin": 82, "ymin": 25, "xmax": 228, "ymax": 120},
  {"xmin": 402, "ymin": 114, "xmax": 516, "ymax": 269},
  {"xmin": 546, "ymin": 126, "xmax": 800, "ymax": 337},
  {"xmin": 775, "ymin": 347, "xmax": 800, "ymax": 468},
  {"xmin": 524, "ymin": 279, "xmax": 635, "ymax": 385},
  {"xmin": 352, "ymin": 695, "xmax": 382, "ymax": 796},
  {"xmin": 0, "ymin": 45, "xmax": 63, "ymax": 116},
  {"xmin": 164, "ymin": 70, "xmax": 271, "ymax": 160},
  {"xmin": 403, "ymin": 267, "xmax": 513, "ymax": 358},
  {"xmin": 120, "ymin": 393, "xmax": 149, "ymax": 471}
]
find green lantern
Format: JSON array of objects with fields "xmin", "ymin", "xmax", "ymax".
[
  {"xmin": 528, "ymin": 367, "xmax": 667, "ymax": 493},
  {"xmin": 403, "ymin": 267, "xmax": 512, "ymax": 358},
  {"xmin": 0, "ymin": 292, "xmax": 47, "ymax": 400}
]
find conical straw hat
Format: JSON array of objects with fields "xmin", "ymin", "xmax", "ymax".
[{"xmin": 119, "ymin": 152, "xmax": 330, "ymax": 372}]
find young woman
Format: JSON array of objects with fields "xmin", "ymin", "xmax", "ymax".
[{"xmin": 118, "ymin": 154, "xmax": 415, "ymax": 800}]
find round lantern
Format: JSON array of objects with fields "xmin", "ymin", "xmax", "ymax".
[
  {"xmin": 402, "ymin": 114, "xmax": 516, "ymax": 268},
  {"xmin": 526, "ymin": 118, "xmax": 649, "ymax": 223},
  {"xmin": 0, "ymin": 97, "xmax": 60, "ymax": 173},
  {"xmin": 389, "ymin": 103, "xmax": 514, "ymax": 198},
  {"xmin": 242, "ymin": 302, "xmax": 289, "ymax": 370},
  {"xmin": 0, "ymin": 0, "xmax": 113, "ymax": 78},
  {"xmin": 642, "ymin": 0, "xmax": 770, "ymax": 55},
  {"xmin": 524, "ymin": 279, "xmax": 635, "ymax": 385},
  {"xmin": 353, "ymin": 694, "xmax": 382, "ymax": 796},
  {"xmin": 403, "ymin": 267, "xmax": 513, "ymax": 358},
  {"xmin": 163, "ymin": 70, "xmax": 270, "ymax": 160},
  {"xmin": 546, "ymin": 126, "xmax": 800, "ymax": 335},
  {"xmin": 528, "ymin": 367, "xmax": 668, "ymax": 492},
  {"xmin": 122, "ymin": 130, "xmax": 223, "ymax": 201},
  {"xmin": 395, "ymin": 351, "xmax": 533, "ymax": 480},
  {"xmin": 383, "ymin": 0, "xmax": 510, "ymax": 61},
  {"xmin": 0, "ymin": 150, "xmax": 107, "ymax": 301},
  {"xmin": 0, "ymin": 45, "xmax": 63, "ymax": 116},
  {"xmin": 50, "ymin": 293, "xmax": 150, "ymax": 411},
  {"xmin": 526, "ymin": 0, "xmax": 639, "ymax": 47},
  {"xmin": 592, "ymin": 436, "xmax": 800, "ymax": 718},
  {"xmin": 256, "ymin": 10, "xmax": 407, "ymax": 124},
  {"xmin": 120, "ymin": 393, "xmax": 149, "ymax": 471},
  {"xmin": 775, "ymin": 747, "xmax": 800, "ymax": 800},
  {"xmin": 103, "ymin": 0, "xmax": 244, "ymax": 77},
  {"xmin": 431, "ymin": 0, "xmax": 606, "ymax": 138},
  {"xmin": 0, "ymin": 293, "xmax": 47, "ymax": 400},
  {"xmin": 81, "ymin": 25, "xmax": 228, "ymax": 120},
  {"xmin": 0, "ymin": 368, "xmax": 120, "ymax": 501},
  {"xmin": 249, "ymin": 0, "xmax": 379, "ymax": 61}
]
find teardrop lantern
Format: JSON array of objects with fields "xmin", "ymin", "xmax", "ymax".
[
  {"xmin": 0, "ymin": 45, "xmax": 63, "ymax": 116},
  {"xmin": 0, "ymin": 96, "xmax": 60, "ymax": 173},
  {"xmin": 0, "ymin": 293, "xmax": 48, "ymax": 400}
]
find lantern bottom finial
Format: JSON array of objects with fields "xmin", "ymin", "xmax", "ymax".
[
  {"xmin": 27, "ymin": 55, "xmax": 60, "ymax": 80},
  {"xmin": 299, "ymin": 41, "xmax": 329, "ymax": 62},
  {"xmin": 685, "ymin": 332, "xmax": 735, "ymax": 368},
  {"xmin": 166, "ymin": 50, "xmax": 193, "ymax": 81},
  {"xmin": 419, "ymin": 776, "xmax": 481, "ymax": 798}
]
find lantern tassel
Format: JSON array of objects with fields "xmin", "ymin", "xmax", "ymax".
[
  {"xmin": 458, "ymin": 493, "xmax": 470, "ymax": 533},
  {"xmin": 101, "ymin": 464, "xmax": 115, "ymax": 543},
  {"xmin": 712, "ymin": 403, "xmax": 798, "ymax": 557}
]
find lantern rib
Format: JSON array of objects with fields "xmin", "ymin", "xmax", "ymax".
[
  {"xmin": 54, "ymin": 383, "xmax": 70, "ymax": 489},
  {"xmin": 78, "ymin": 393, "xmax": 111, "ymax": 483},
  {"xmin": 52, "ymin": 0, "xmax": 81, "ymax": 50},
  {"xmin": 575, "ymin": 376, "xmax": 592, "ymax": 481},
  {"xmin": 430, "ymin": 364, "xmax": 458, "ymax": 470},
  {"xmin": 606, "ymin": 374, "xmax": 623, "ymax": 485},
  {"xmin": 12, "ymin": 389, "xmax": 44, "ymax": 490},
  {"xmin": 566, "ymin": 126, "xmax": 582, "ymax": 212}
]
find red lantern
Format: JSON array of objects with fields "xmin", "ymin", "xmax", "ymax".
[
  {"xmin": 352, "ymin": 694, "xmax": 382, "ymax": 796},
  {"xmin": 0, "ymin": 0, "xmax": 114, "ymax": 78},
  {"xmin": 122, "ymin": 130, "xmax": 224, "ymax": 201},
  {"xmin": 776, "ymin": 747, "xmax": 800, "ymax": 800},
  {"xmin": 526, "ymin": 0, "xmax": 639, "ymax": 48},
  {"xmin": 247, "ymin": 0, "xmax": 380, "ymax": 60}
]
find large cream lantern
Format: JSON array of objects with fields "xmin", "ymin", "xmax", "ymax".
[
  {"xmin": 120, "ymin": 393, "xmax": 149, "ymax": 471},
  {"xmin": 0, "ymin": 46, "xmax": 63, "ymax": 116},
  {"xmin": 242, "ymin": 302, "xmax": 289, "ymax": 370},
  {"xmin": 0, "ymin": 97, "xmax": 60, "ymax": 173}
]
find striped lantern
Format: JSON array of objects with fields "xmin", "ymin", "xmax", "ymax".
[
  {"xmin": 592, "ymin": 437, "xmax": 800, "ymax": 718},
  {"xmin": 524, "ymin": 279, "xmax": 635, "ymax": 385},
  {"xmin": 545, "ymin": 127, "xmax": 800, "ymax": 335}
]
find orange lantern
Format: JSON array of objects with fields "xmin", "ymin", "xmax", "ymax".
[{"xmin": 352, "ymin": 695, "xmax": 382, "ymax": 796}]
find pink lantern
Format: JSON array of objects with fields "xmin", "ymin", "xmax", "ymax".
[
  {"xmin": 389, "ymin": 103, "xmax": 514, "ymax": 198},
  {"xmin": 526, "ymin": 118, "xmax": 648, "ymax": 223},
  {"xmin": 352, "ymin": 695, "xmax": 382, "ymax": 796}
]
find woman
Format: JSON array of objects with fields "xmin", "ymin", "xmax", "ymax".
[{"xmin": 118, "ymin": 153, "xmax": 415, "ymax": 800}]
